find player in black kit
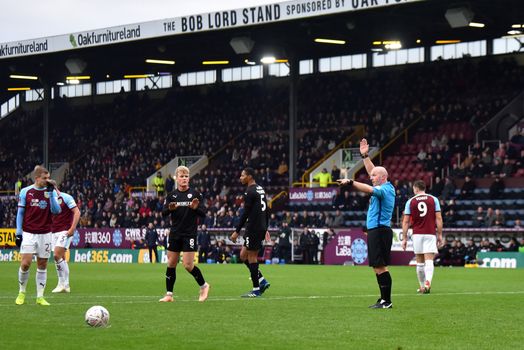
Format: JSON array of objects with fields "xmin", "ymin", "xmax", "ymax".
[
  {"xmin": 230, "ymin": 168, "xmax": 271, "ymax": 298},
  {"xmin": 159, "ymin": 166, "xmax": 210, "ymax": 302}
]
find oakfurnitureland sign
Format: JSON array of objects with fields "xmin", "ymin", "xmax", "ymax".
[{"xmin": 0, "ymin": 0, "xmax": 422, "ymax": 59}]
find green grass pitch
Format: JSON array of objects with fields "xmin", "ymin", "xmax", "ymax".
[{"xmin": 1, "ymin": 262, "xmax": 523, "ymax": 350}]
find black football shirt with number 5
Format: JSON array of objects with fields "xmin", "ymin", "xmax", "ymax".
[{"xmin": 236, "ymin": 184, "xmax": 269, "ymax": 234}]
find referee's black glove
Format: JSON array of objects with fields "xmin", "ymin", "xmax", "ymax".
[{"xmin": 15, "ymin": 234, "xmax": 23, "ymax": 248}]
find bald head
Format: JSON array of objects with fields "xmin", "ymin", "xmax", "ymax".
[
  {"xmin": 374, "ymin": 166, "xmax": 388, "ymax": 178},
  {"xmin": 370, "ymin": 166, "xmax": 388, "ymax": 186}
]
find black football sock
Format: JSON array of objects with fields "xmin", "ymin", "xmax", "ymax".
[
  {"xmin": 375, "ymin": 274, "xmax": 381, "ymax": 299},
  {"xmin": 377, "ymin": 271, "xmax": 392, "ymax": 303},
  {"xmin": 189, "ymin": 266, "xmax": 206, "ymax": 287},
  {"xmin": 249, "ymin": 263, "xmax": 260, "ymax": 289},
  {"xmin": 245, "ymin": 260, "xmax": 264, "ymax": 280},
  {"xmin": 166, "ymin": 267, "xmax": 176, "ymax": 293}
]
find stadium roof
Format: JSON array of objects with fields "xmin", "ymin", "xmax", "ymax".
[{"xmin": 1, "ymin": 0, "xmax": 523, "ymax": 102}]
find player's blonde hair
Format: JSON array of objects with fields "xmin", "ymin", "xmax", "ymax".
[
  {"xmin": 175, "ymin": 166, "xmax": 190, "ymax": 177},
  {"xmin": 33, "ymin": 165, "xmax": 49, "ymax": 179}
]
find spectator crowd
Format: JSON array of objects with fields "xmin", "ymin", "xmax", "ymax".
[{"xmin": 1, "ymin": 56, "xmax": 523, "ymax": 240}]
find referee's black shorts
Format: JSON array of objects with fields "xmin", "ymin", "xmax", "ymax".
[{"xmin": 367, "ymin": 226, "xmax": 393, "ymax": 267}]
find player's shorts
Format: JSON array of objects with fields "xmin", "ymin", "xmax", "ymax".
[
  {"xmin": 367, "ymin": 226, "xmax": 393, "ymax": 267},
  {"xmin": 20, "ymin": 232, "xmax": 52, "ymax": 259},
  {"xmin": 243, "ymin": 230, "xmax": 265, "ymax": 251},
  {"xmin": 167, "ymin": 235, "xmax": 197, "ymax": 252},
  {"xmin": 52, "ymin": 231, "xmax": 73, "ymax": 250},
  {"xmin": 412, "ymin": 234, "xmax": 438, "ymax": 254}
]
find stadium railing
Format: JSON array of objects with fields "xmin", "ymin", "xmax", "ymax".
[
  {"xmin": 269, "ymin": 190, "xmax": 287, "ymax": 210},
  {"xmin": 296, "ymin": 125, "xmax": 365, "ymax": 187}
]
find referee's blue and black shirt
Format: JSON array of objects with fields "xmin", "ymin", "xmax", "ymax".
[{"xmin": 366, "ymin": 181, "xmax": 395, "ymax": 230}]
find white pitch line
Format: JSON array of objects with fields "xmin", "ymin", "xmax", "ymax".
[{"xmin": 0, "ymin": 291, "xmax": 523, "ymax": 307}]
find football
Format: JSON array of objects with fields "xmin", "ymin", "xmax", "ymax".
[{"xmin": 85, "ymin": 305, "xmax": 110, "ymax": 327}]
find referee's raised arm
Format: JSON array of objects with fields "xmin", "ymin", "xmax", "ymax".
[{"xmin": 359, "ymin": 138, "xmax": 375, "ymax": 175}]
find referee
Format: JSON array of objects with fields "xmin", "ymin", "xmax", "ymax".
[{"xmin": 338, "ymin": 138, "xmax": 396, "ymax": 309}]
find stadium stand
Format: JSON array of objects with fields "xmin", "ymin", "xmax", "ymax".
[{"xmin": 1, "ymin": 56, "xmax": 524, "ymax": 237}]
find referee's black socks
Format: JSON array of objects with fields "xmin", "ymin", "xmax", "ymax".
[
  {"xmin": 376, "ymin": 271, "xmax": 392, "ymax": 303},
  {"xmin": 166, "ymin": 267, "xmax": 177, "ymax": 292},
  {"xmin": 189, "ymin": 266, "xmax": 206, "ymax": 287}
]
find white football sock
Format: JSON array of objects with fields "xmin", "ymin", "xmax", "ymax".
[
  {"xmin": 55, "ymin": 259, "xmax": 70, "ymax": 286},
  {"xmin": 416, "ymin": 263, "xmax": 425, "ymax": 287},
  {"xmin": 18, "ymin": 268, "xmax": 29, "ymax": 293},
  {"xmin": 36, "ymin": 268, "xmax": 47, "ymax": 297},
  {"xmin": 55, "ymin": 259, "xmax": 64, "ymax": 284},
  {"xmin": 425, "ymin": 260, "xmax": 434, "ymax": 284}
]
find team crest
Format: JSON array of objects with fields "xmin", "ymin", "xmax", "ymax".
[
  {"xmin": 72, "ymin": 230, "xmax": 80, "ymax": 247},
  {"xmin": 58, "ymin": 198, "xmax": 63, "ymax": 204},
  {"xmin": 187, "ymin": 193, "xmax": 193, "ymax": 199},
  {"xmin": 113, "ymin": 229, "xmax": 123, "ymax": 247},
  {"xmin": 351, "ymin": 238, "xmax": 368, "ymax": 264},
  {"xmin": 306, "ymin": 190, "xmax": 314, "ymax": 201},
  {"xmin": 44, "ymin": 192, "xmax": 50, "ymax": 198}
]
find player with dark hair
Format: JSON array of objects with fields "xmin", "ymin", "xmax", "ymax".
[
  {"xmin": 51, "ymin": 189, "xmax": 81, "ymax": 293},
  {"xmin": 230, "ymin": 167, "xmax": 271, "ymax": 298},
  {"xmin": 338, "ymin": 139, "xmax": 396, "ymax": 309},
  {"xmin": 159, "ymin": 166, "xmax": 210, "ymax": 302},
  {"xmin": 15, "ymin": 165, "xmax": 62, "ymax": 305},
  {"xmin": 401, "ymin": 180, "xmax": 443, "ymax": 294}
]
